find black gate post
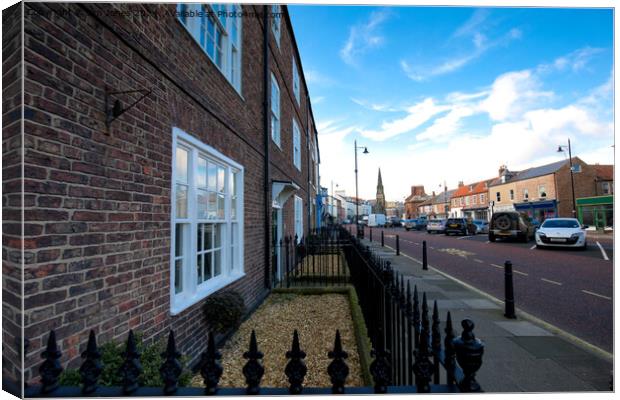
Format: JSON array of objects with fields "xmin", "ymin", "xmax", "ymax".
[
  {"xmin": 396, "ymin": 235, "xmax": 400, "ymax": 256},
  {"xmin": 504, "ymin": 260, "xmax": 516, "ymax": 319},
  {"xmin": 381, "ymin": 230, "xmax": 384, "ymax": 247},
  {"xmin": 370, "ymin": 227, "xmax": 373, "ymax": 242},
  {"xmin": 422, "ymin": 241, "xmax": 428, "ymax": 270}
]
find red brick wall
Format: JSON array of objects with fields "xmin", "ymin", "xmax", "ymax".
[
  {"xmin": 554, "ymin": 158, "xmax": 599, "ymax": 217},
  {"xmin": 17, "ymin": 2, "xmax": 317, "ymax": 383},
  {"xmin": 2, "ymin": 2, "xmax": 24, "ymax": 388}
]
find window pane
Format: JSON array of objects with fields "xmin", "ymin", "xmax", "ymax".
[
  {"xmin": 217, "ymin": 166, "xmax": 226, "ymax": 192},
  {"xmin": 176, "ymin": 147, "xmax": 188, "ymax": 184},
  {"xmin": 208, "ymin": 16, "xmax": 215, "ymax": 37},
  {"xmin": 205, "ymin": 252, "xmax": 213, "ymax": 280},
  {"xmin": 231, "ymin": 196, "xmax": 236, "ymax": 220},
  {"xmin": 175, "ymin": 223, "xmax": 184, "ymax": 256},
  {"xmin": 208, "ymin": 162, "xmax": 217, "ymax": 189},
  {"xmin": 231, "ymin": 19, "xmax": 238, "ymax": 45},
  {"xmin": 207, "ymin": 35, "xmax": 215, "ymax": 57},
  {"xmin": 175, "ymin": 259, "xmax": 183, "ymax": 294},
  {"xmin": 214, "ymin": 224, "xmax": 222, "ymax": 248},
  {"xmin": 197, "ymin": 223, "xmax": 203, "ymax": 251},
  {"xmin": 214, "ymin": 249, "xmax": 221, "ymax": 277},
  {"xmin": 208, "ymin": 192, "xmax": 217, "ymax": 218},
  {"xmin": 200, "ymin": 14, "xmax": 206, "ymax": 47},
  {"xmin": 197, "ymin": 189, "xmax": 208, "ymax": 219},
  {"xmin": 204, "ymin": 224, "xmax": 213, "ymax": 250},
  {"xmin": 176, "ymin": 184, "xmax": 188, "ymax": 218},
  {"xmin": 217, "ymin": 193, "xmax": 225, "ymax": 218},
  {"xmin": 230, "ymin": 171, "xmax": 236, "ymax": 195},
  {"xmin": 197, "ymin": 254, "xmax": 204, "ymax": 284},
  {"xmin": 197, "ymin": 157, "xmax": 207, "ymax": 188}
]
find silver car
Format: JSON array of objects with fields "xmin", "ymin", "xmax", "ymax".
[{"xmin": 426, "ymin": 219, "xmax": 446, "ymax": 234}]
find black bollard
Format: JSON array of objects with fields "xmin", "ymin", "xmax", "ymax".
[
  {"xmin": 504, "ymin": 261, "xmax": 516, "ymax": 319},
  {"xmin": 381, "ymin": 230, "xmax": 384, "ymax": 247},
  {"xmin": 422, "ymin": 241, "xmax": 428, "ymax": 270},
  {"xmin": 396, "ymin": 235, "xmax": 400, "ymax": 256},
  {"xmin": 370, "ymin": 227, "xmax": 373, "ymax": 242}
]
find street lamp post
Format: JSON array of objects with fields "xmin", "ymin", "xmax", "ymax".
[
  {"xmin": 440, "ymin": 181, "xmax": 448, "ymax": 218},
  {"xmin": 354, "ymin": 139, "xmax": 369, "ymax": 238},
  {"xmin": 557, "ymin": 139, "xmax": 577, "ymax": 218}
]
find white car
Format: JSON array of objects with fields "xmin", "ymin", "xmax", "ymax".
[{"xmin": 535, "ymin": 218, "xmax": 587, "ymax": 249}]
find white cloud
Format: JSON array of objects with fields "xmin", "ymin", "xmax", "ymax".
[
  {"xmin": 320, "ymin": 47, "xmax": 612, "ymax": 201},
  {"xmin": 401, "ymin": 8, "xmax": 522, "ymax": 82},
  {"xmin": 402, "ymin": 27, "xmax": 522, "ymax": 81},
  {"xmin": 525, "ymin": 105, "xmax": 612, "ymax": 138},
  {"xmin": 312, "ymin": 96, "xmax": 325, "ymax": 104},
  {"xmin": 359, "ymin": 98, "xmax": 450, "ymax": 141},
  {"xmin": 416, "ymin": 105, "xmax": 475, "ymax": 142},
  {"xmin": 350, "ymin": 98, "xmax": 401, "ymax": 112},
  {"xmin": 453, "ymin": 9, "xmax": 490, "ymax": 38},
  {"xmin": 538, "ymin": 47, "xmax": 605, "ymax": 74},
  {"xmin": 479, "ymin": 70, "xmax": 552, "ymax": 121},
  {"xmin": 340, "ymin": 10, "xmax": 389, "ymax": 66}
]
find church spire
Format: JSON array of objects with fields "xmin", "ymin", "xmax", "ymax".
[{"xmin": 375, "ymin": 168, "xmax": 386, "ymax": 214}]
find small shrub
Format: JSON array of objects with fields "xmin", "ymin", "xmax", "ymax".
[
  {"xmin": 58, "ymin": 332, "xmax": 192, "ymax": 387},
  {"xmin": 203, "ymin": 291, "xmax": 246, "ymax": 333}
]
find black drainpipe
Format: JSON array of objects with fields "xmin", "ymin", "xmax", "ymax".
[
  {"xmin": 263, "ymin": 5, "xmax": 271, "ymax": 289},
  {"xmin": 306, "ymin": 96, "xmax": 311, "ymax": 235}
]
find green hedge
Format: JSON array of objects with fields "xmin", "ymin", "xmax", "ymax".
[{"xmin": 59, "ymin": 332, "xmax": 192, "ymax": 387}]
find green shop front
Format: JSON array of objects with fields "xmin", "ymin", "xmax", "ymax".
[{"xmin": 576, "ymin": 195, "xmax": 613, "ymax": 230}]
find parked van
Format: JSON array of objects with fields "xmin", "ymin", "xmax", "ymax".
[{"xmin": 368, "ymin": 213, "xmax": 387, "ymax": 227}]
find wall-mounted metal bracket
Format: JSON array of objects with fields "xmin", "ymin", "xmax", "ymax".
[{"xmin": 104, "ymin": 87, "xmax": 152, "ymax": 130}]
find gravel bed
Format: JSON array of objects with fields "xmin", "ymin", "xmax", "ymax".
[{"xmin": 191, "ymin": 293, "xmax": 364, "ymax": 388}]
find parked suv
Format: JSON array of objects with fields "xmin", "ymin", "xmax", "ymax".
[
  {"xmin": 444, "ymin": 218, "xmax": 475, "ymax": 235},
  {"xmin": 489, "ymin": 212, "xmax": 535, "ymax": 242}
]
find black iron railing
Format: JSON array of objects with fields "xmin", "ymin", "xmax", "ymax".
[
  {"xmin": 26, "ymin": 318, "xmax": 481, "ymax": 397},
  {"xmin": 343, "ymin": 229, "xmax": 484, "ymax": 392},
  {"xmin": 273, "ymin": 226, "xmax": 349, "ymax": 288},
  {"xmin": 22, "ymin": 225, "xmax": 484, "ymax": 396}
]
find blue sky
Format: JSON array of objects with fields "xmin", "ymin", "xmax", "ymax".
[{"xmin": 289, "ymin": 6, "xmax": 614, "ymax": 202}]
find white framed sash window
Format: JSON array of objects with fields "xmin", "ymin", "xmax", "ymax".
[{"xmin": 171, "ymin": 127, "xmax": 244, "ymax": 314}]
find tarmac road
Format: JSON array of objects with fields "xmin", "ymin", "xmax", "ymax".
[{"xmin": 360, "ymin": 225, "xmax": 613, "ymax": 353}]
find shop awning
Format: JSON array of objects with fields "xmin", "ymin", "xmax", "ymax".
[
  {"xmin": 272, "ymin": 180, "xmax": 300, "ymax": 209},
  {"xmin": 514, "ymin": 199, "xmax": 557, "ymax": 210}
]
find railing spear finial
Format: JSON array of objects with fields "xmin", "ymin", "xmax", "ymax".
[
  {"xmin": 242, "ymin": 330, "xmax": 264, "ymax": 395},
  {"xmin": 80, "ymin": 330, "xmax": 102, "ymax": 394},
  {"xmin": 200, "ymin": 331, "xmax": 223, "ymax": 394},
  {"xmin": 285, "ymin": 330, "xmax": 307, "ymax": 394},
  {"xmin": 119, "ymin": 330, "xmax": 142, "ymax": 395},
  {"xmin": 327, "ymin": 330, "xmax": 349, "ymax": 394},
  {"xmin": 160, "ymin": 331, "xmax": 182, "ymax": 395},
  {"xmin": 40, "ymin": 330, "xmax": 63, "ymax": 394}
]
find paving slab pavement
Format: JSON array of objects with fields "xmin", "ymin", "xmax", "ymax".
[{"xmin": 359, "ymin": 238, "xmax": 613, "ymax": 392}]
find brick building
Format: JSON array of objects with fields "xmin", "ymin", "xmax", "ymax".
[
  {"xmin": 451, "ymin": 179, "xmax": 494, "ymax": 221},
  {"xmin": 488, "ymin": 158, "xmax": 606, "ymax": 223},
  {"xmin": 430, "ymin": 189, "xmax": 454, "ymax": 219},
  {"xmin": 2, "ymin": 3, "xmax": 320, "ymax": 388},
  {"xmin": 404, "ymin": 185, "xmax": 428, "ymax": 219}
]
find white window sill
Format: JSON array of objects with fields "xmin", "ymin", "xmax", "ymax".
[{"xmin": 170, "ymin": 271, "xmax": 246, "ymax": 316}]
